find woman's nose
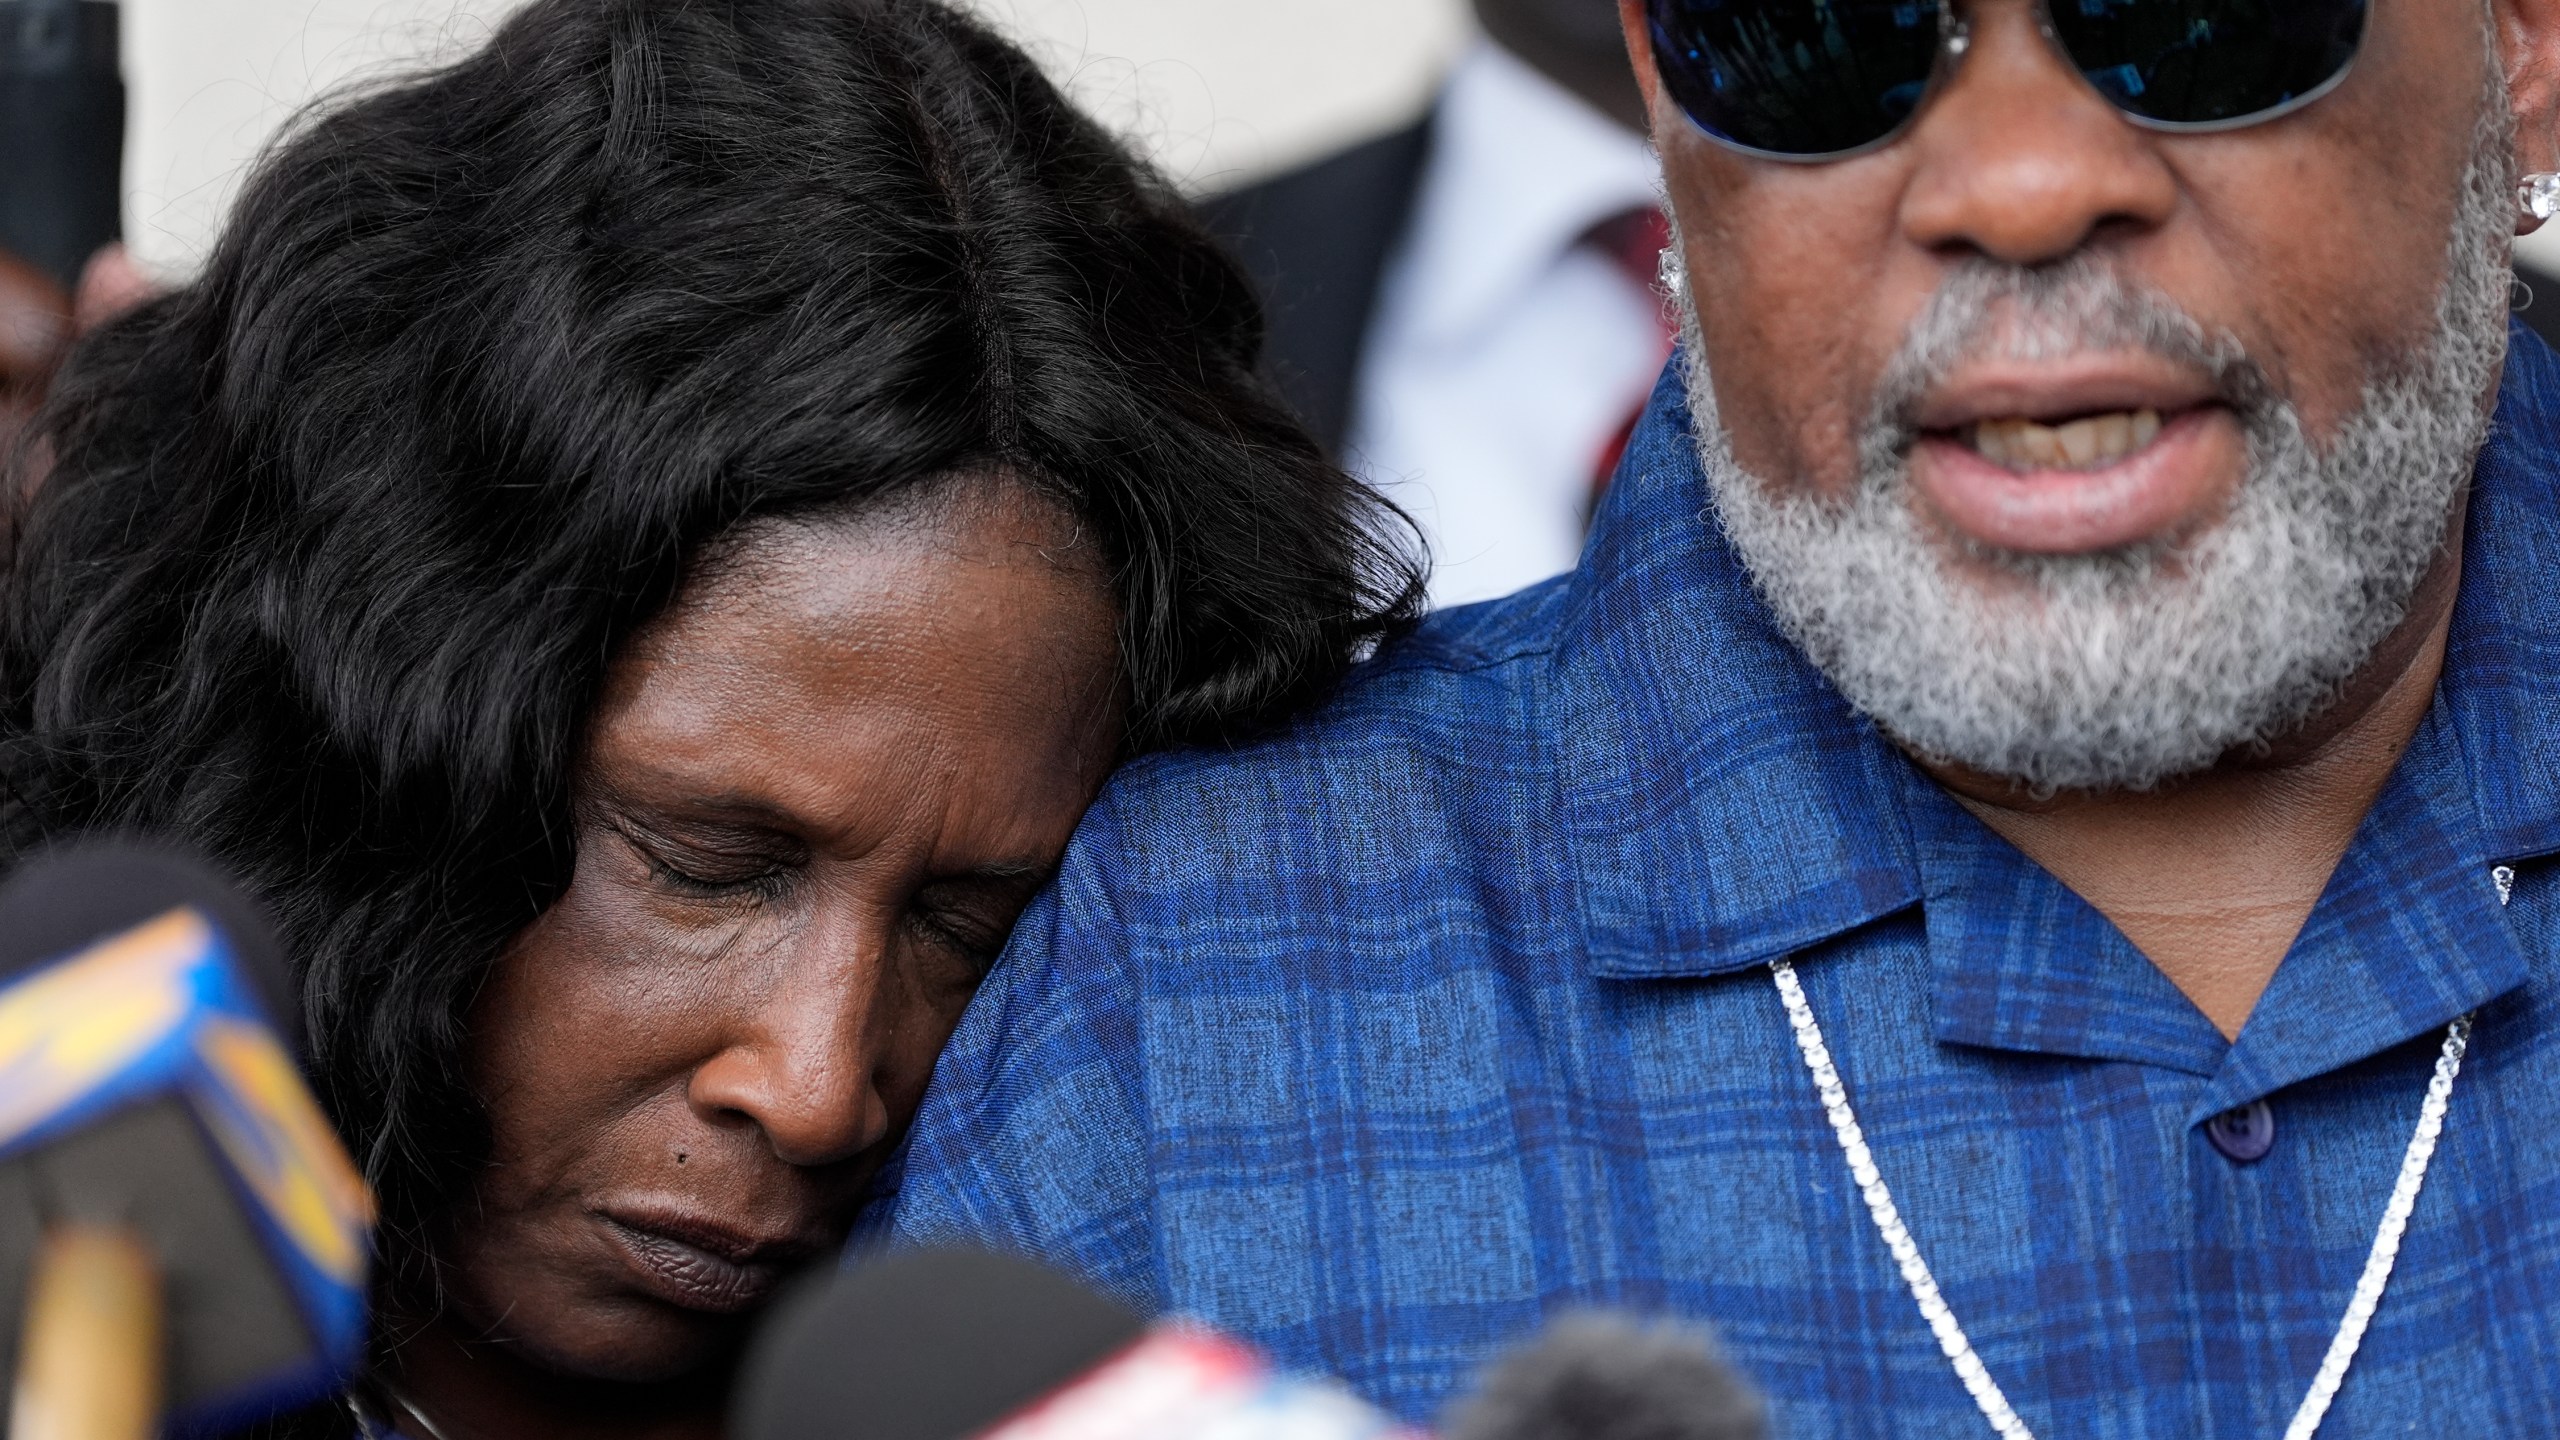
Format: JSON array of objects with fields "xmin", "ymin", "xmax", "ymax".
[{"xmin": 684, "ymin": 947, "xmax": 893, "ymax": 1168}]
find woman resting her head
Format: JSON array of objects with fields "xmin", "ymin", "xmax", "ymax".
[{"xmin": 0, "ymin": 0, "xmax": 1421, "ymax": 1434}]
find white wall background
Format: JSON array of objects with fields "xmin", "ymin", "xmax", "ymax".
[{"xmin": 117, "ymin": 0, "xmax": 1473, "ymax": 276}]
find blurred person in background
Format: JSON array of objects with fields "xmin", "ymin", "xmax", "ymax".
[
  {"xmin": 0, "ymin": 0, "xmax": 1418, "ymax": 1435},
  {"xmin": 0, "ymin": 242, "xmax": 147, "ymax": 466},
  {"xmin": 2517, "ymin": 252, "xmax": 2560, "ymax": 340},
  {"xmin": 1205, "ymin": 0, "xmax": 1665, "ymax": 608},
  {"xmin": 0, "ymin": 254, "xmax": 65, "ymax": 461}
]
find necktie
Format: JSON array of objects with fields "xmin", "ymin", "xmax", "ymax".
[{"xmin": 1581, "ymin": 205, "xmax": 1675, "ymax": 509}]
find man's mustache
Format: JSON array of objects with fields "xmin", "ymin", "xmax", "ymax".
[{"xmin": 1868, "ymin": 261, "xmax": 2274, "ymax": 445}]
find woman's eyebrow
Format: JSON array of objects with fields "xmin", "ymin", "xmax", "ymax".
[
  {"xmin": 589, "ymin": 782, "xmax": 810, "ymax": 841},
  {"xmin": 933, "ymin": 859, "xmax": 1055, "ymax": 886}
]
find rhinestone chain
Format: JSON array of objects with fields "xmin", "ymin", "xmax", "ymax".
[{"xmin": 1769, "ymin": 957, "xmax": 2474, "ymax": 1439}]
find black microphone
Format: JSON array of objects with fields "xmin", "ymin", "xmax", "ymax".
[
  {"xmin": 0, "ymin": 0, "xmax": 123, "ymax": 293},
  {"xmin": 736, "ymin": 1246, "xmax": 1418, "ymax": 1440},
  {"xmin": 0, "ymin": 840, "xmax": 372, "ymax": 1435},
  {"xmin": 1443, "ymin": 1314, "xmax": 1767, "ymax": 1440}
]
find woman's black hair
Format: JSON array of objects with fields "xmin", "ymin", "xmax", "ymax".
[{"xmin": 0, "ymin": 0, "xmax": 1420, "ymax": 1272}]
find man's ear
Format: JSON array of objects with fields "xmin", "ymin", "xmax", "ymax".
[
  {"xmin": 2499, "ymin": 0, "xmax": 2560, "ymax": 231},
  {"xmin": 1618, "ymin": 0, "xmax": 1663, "ymax": 137}
]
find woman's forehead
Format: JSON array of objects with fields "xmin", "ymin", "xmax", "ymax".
[{"xmin": 586, "ymin": 495, "xmax": 1122, "ymax": 844}]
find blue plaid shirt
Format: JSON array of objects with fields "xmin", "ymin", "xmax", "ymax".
[{"xmin": 882, "ymin": 326, "xmax": 2560, "ymax": 1436}]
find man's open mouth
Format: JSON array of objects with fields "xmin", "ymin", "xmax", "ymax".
[{"xmin": 1965, "ymin": 408, "xmax": 2165, "ymax": 472}]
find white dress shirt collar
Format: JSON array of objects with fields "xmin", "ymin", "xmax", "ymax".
[{"xmin": 1393, "ymin": 38, "xmax": 1664, "ymax": 355}]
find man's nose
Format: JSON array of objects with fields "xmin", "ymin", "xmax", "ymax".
[
  {"xmin": 685, "ymin": 934, "xmax": 893, "ymax": 1169},
  {"xmin": 1897, "ymin": 9, "xmax": 2180, "ymax": 264}
]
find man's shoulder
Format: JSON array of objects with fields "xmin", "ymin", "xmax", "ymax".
[
  {"xmin": 1080, "ymin": 576, "xmax": 1573, "ymax": 884},
  {"xmin": 881, "ymin": 575, "xmax": 1585, "ymax": 1279},
  {"xmin": 1137, "ymin": 572, "xmax": 1567, "ymax": 772},
  {"xmin": 1346, "ymin": 569, "xmax": 1577, "ymax": 686}
]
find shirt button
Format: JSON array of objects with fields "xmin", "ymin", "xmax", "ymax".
[{"xmin": 2206, "ymin": 1100, "xmax": 2277, "ymax": 1163}]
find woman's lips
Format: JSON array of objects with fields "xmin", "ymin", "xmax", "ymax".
[
  {"xmin": 1906, "ymin": 404, "xmax": 2242, "ymax": 555},
  {"xmin": 596, "ymin": 1210, "xmax": 808, "ymax": 1316}
]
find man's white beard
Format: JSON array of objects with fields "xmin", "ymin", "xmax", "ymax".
[{"xmin": 1679, "ymin": 113, "xmax": 2516, "ymax": 793}]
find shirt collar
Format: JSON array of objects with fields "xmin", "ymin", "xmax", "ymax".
[
  {"xmin": 1557, "ymin": 324, "xmax": 2560, "ymax": 995},
  {"xmin": 1907, "ymin": 698, "xmax": 2530, "ymax": 1109},
  {"xmin": 2443, "ymin": 319, "xmax": 2560, "ymax": 867},
  {"xmin": 1380, "ymin": 40, "xmax": 1662, "ymax": 355},
  {"xmin": 1554, "ymin": 365, "xmax": 1921, "ymax": 980},
  {"xmin": 2191, "ymin": 701, "xmax": 2527, "ymax": 1116},
  {"xmin": 1900, "ymin": 774, "xmax": 2229, "ymax": 1076}
]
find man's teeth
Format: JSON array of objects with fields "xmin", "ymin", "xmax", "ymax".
[{"xmin": 1967, "ymin": 409, "xmax": 2163, "ymax": 471}]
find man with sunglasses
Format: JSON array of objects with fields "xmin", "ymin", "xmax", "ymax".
[{"xmin": 885, "ymin": 0, "xmax": 2560, "ymax": 1433}]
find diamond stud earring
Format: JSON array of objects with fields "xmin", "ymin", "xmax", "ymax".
[{"xmin": 2522, "ymin": 172, "xmax": 2560, "ymax": 222}]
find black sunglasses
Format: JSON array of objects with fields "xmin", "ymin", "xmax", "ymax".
[{"xmin": 1645, "ymin": 0, "xmax": 2368, "ymax": 162}]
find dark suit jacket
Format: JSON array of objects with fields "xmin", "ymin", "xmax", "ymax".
[
  {"xmin": 1200, "ymin": 115, "xmax": 1433, "ymax": 457},
  {"xmin": 1201, "ymin": 117, "xmax": 2560, "ymax": 448},
  {"xmin": 2518, "ymin": 262, "xmax": 2560, "ymax": 355}
]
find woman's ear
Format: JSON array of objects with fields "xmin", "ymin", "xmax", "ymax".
[{"xmin": 2501, "ymin": 0, "xmax": 2560, "ymax": 231}]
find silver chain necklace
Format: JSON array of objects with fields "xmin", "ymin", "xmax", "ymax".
[{"xmin": 1770, "ymin": 957, "xmax": 2475, "ymax": 1439}]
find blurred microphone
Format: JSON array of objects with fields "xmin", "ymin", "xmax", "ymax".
[
  {"xmin": 1443, "ymin": 1314, "xmax": 1766, "ymax": 1440},
  {"xmin": 0, "ymin": 0, "xmax": 123, "ymax": 293},
  {"xmin": 736, "ymin": 1247, "xmax": 1422, "ymax": 1440},
  {"xmin": 0, "ymin": 841, "xmax": 373, "ymax": 1437}
]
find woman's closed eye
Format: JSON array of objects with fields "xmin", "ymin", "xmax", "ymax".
[
  {"xmin": 615, "ymin": 818, "xmax": 805, "ymax": 904},
  {"xmin": 906, "ymin": 871, "xmax": 1047, "ymax": 974}
]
